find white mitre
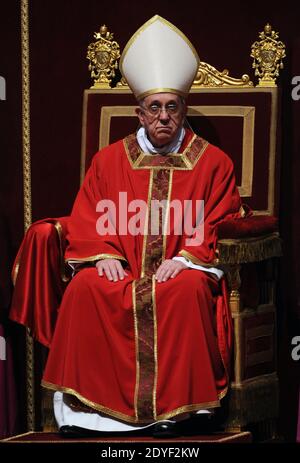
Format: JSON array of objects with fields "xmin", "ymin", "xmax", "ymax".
[{"xmin": 119, "ymin": 15, "xmax": 200, "ymax": 100}]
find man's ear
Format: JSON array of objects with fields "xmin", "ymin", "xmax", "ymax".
[
  {"xmin": 135, "ymin": 107, "xmax": 145, "ymax": 126},
  {"xmin": 179, "ymin": 103, "xmax": 187, "ymax": 126},
  {"xmin": 182, "ymin": 101, "xmax": 187, "ymax": 119}
]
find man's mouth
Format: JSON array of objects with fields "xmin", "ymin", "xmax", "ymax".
[{"xmin": 156, "ymin": 126, "xmax": 171, "ymax": 132}]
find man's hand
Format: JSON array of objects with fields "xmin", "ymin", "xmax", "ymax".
[
  {"xmin": 155, "ymin": 259, "xmax": 188, "ymax": 283},
  {"xmin": 96, "ymin": 259, "xmax": 128, "ymax": 282}
]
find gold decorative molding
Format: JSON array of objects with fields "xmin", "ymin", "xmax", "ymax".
[
  {"xmin": 21, "ymin": 0, "xmax": 35, "ymax": 432},
  {"xmin": 230, "ymin": 290, "xmax": 241, "ymax": 315},
  {"xmin": 193, "ymin": 61, "xmax": 253, "ymax": 88},
  {"xmin": 226, "ymin": 264, "xmax": 242, "ymax": 315},
  {"xmin": 116, "ymin": 62, "xmax": 254, "ymax": 89},
  {"xmin": 21, "ymin": 0, "xmax": 32, "ymax": 232},
  {"xmin": 87, "ymin": 25, "xmax": 120, "ymax": 88},
  {"xmin": 99, "ymin": 105, "xmax": 137, "ymax": 151},
  {"xmin": 116, "ymin": 76, "xmax": 129, "ymax": 88},
  {"xmin": 187, "ymin": 105, "xmax": 255, "ymax": 197},
  {"xmin": 89, "ymin": 25, "xmax": 292, "ymax": 91},
  {"xmin": 251, "ymin": 24, "xmax": 286, "ymax": 87},
  {"xmin": 226, "ymin": 265, "xmax": 241, "ymax": 293}
]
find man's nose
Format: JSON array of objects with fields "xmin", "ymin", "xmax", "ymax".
[{"xmin": 159, "ymin": 108, "xmax": 170, "ymax": 122}]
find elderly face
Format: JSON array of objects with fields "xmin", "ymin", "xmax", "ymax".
[{"xmin": 136, "ymin": 93, "xmax": 186, "ymax": 148}]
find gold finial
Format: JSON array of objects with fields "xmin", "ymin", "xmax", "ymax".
[
  {"xmin": 87, "ymin": 25, "xmax": 120, "ymax": 88},
  {"xmin": 251, "ymin": 23, "xmax": 286, "ymax": 87},
  {"xmin": 99, "ymin": 25, "xmax": 108, "ymax": 36},
  {"xmin": 264, "ymin": 23, "xmax": 272, "ymax": 34}
]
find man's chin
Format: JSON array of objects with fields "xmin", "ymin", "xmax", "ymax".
[{"xmin": 153, "ymin": 133, "xmax": 174, "ymax": 147}]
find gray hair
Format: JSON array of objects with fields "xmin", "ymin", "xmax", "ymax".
[{"xmin": 137, "ymin": 95, "xmax": 186, "ymax": 106}]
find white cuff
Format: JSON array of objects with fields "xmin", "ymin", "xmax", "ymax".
[
  {"xmin": 172, "ymin": 256, "xmax": 224, "ymax": 280},
  {"xmin": 67, "ymin": 260, "xmax": 95, "ymax": 278}
]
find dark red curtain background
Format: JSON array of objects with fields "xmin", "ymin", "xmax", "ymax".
[
  {"xmin": 0, "ymin": 1, "xmax": 23, "ymax": 438},
  {"xmin": 0, "ymin": 0, "xmax": 299, "ymax": 441}
]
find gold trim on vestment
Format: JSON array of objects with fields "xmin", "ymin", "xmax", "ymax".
[
  {"xmin": 123, "ymin": 132, "xmax": 208, "ymax": 171},
  {"xmin": 132, "ymin": 164, "xmax": 172, "ymax": 420},
  {"xmin": 140, "ymin": 170, "xmax": 153, "ymax": 278},
  {"xmin": 41, "ymin": 381, "xmax": 140, "ymax": 423},
  {"xmin": 123, "ymin": 135, "xmax": 135, "ymax": 168},
  {"xmin": 156, "ymin": 381, "xmax": 230, "ymax": 420},
  {"xmin": 218, "ymin": 385, "xmax": 229, "ymax": 401},
  {"xmin": 240, "ymin": 205, "xmax": 246, "ymax": 217},
  {"xmin": 41, "ymin": 382, "xmax": 226, "ymax": 424},
  {"xmin": 152, "ymin": 275, "xmax": 158, "ymax": 419},
  {"xmin": 157, "ymin": 400, "xmax": 221, "ymax": 421},
  {"xmin": 65, "ymin": 253, "xmax": 127, "ymax": 264},
  {"xmin": 162, "ymin": 169, "xmax": 173, "ymax": 261},
  {"xmin": 180, "ymin": 132, "xmax": 197, "ymax": 156},
  {"xmin": 182, "ymin": 141, "xmax": 208, "ymax": 168},
  {"xmin": 12, "ymin": 261, "xmax": 20, "ymax": 286},
  {"xmin": 143, "ymin": 169, "xmax": 169, "ymax": 274},
  {"xmin": 134, "ymin": 153, "xmax": 189, "ymax": 169},
  {"xmin": 179, "ymin": 249, "xmax": 220, "ymax": 267},
  {"xmin": 127, "ymin": 274, "xmax": 156, "ymax": 421},
  {"xmin": 132, "ymin": 281, "xmax": 139, "ymax": 420},
  {"xmin": 123, "ymin": 137, "xmax": 189, "ymax": 170}
]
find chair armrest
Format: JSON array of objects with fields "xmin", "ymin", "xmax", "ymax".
[
  {"xmin": 216, "ymin": 216, "xmax": 282, "ymax": 265},
  {"xmin": 10, "ymin": 217, "xmax": 70, "ymax": 347},
  {"xmin": 217, "ymin": 232, "xmax": 282, "ymax": 265}
]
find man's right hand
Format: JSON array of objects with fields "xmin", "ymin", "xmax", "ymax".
[{"xmin": 96, "ymin": 258, "xmax": 128, "ymax": 282}]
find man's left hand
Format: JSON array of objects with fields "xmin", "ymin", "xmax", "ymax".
[{"xmin": 155, "ymin": 259, "xmax": 188, "ymax": 283}]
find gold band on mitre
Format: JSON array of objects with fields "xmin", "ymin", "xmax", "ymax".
[{"xmin": 137, "ymin": 87, "xmax": 188, "ymax": 101}]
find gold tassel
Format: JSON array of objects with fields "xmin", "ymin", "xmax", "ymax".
[{"xmin": 217, "ymin": 232, "xmax": 282, "ymax": 264}]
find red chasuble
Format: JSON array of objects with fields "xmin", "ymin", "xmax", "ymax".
[{"xmin": 42, "ymin": 129, "xmax": 242, "ymax": 423}]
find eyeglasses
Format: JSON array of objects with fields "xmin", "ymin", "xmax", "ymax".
[{"xmin": 140, "ymin": 101, "xmax": 182, "ymax": 118}]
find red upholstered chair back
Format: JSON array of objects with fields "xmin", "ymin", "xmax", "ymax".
[{"xmin": 81, "ymin": 87, "xmax": 280, "ymax": 215}]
